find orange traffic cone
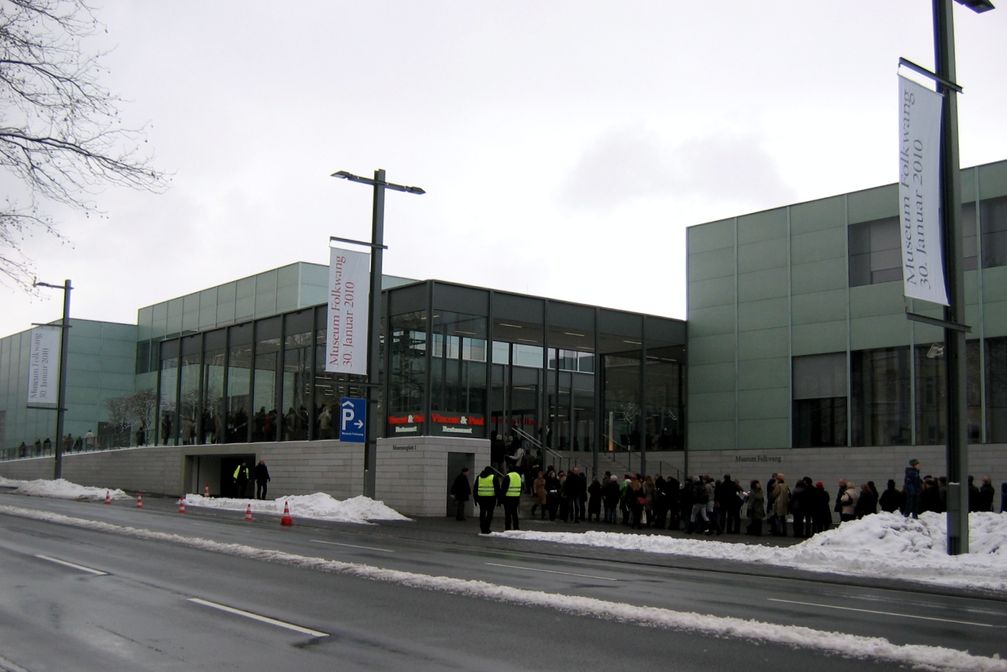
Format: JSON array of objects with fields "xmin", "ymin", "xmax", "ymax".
[
  {"xmin": 136, "ymin": 493, "xmax": 144, "ymax": 509},
  {"xmin": 280, "ymin": 500, "xmax": 293, "ymax": 527},
  {"xmin": 177, "ymin": 497, "xmax": 186, "ymax": 514},
  {"xmin": 203, "ymin": 483, "xmax": 210, "ymax": 498},
  {"xmin": 104, "ymin": 490, "xmax": 111, "ymax": 505},
  {"xmin": 244, "ymin": 503, "xmax": 254, "ymax": 522}
]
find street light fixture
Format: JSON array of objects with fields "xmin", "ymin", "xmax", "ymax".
[
  {"xmin": 32, "ymin": 278, "xmax": 72, "ymax": 480},
  {"xmin": 330, "ymin": 169, "xmax": 425, "ymax": 497}
]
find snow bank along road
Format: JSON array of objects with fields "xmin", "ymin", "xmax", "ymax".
[{"xmin": 1, "ymin": 497, "xmax": 1005, "ymax": 671}]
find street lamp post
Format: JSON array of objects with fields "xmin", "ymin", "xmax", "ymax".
[
  {"xmin": 33, "ymin": 278, "xmax": 72, "ymax": 480},
  {"xmin": 331, "ymin": 169, "xmax": 425, "ymax": 497},
  {"xmin": 934, "ymin": 0, "xmax": 993, "ymax": 554}
]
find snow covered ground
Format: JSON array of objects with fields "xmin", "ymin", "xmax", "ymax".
[{"xmin": 2, "ymin": 476, "xmax": 1005, "ymax": 594}]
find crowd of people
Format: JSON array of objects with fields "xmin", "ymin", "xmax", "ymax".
[{"xmin": 455, "ymin": 456, "xmax": 1006, "ymax": 537}]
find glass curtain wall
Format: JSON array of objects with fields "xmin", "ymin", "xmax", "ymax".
[
  {"xmin": 598, "ymin": 310, "xmax": 643, "ymax": 458},
  {"xmin": 644, "ymin": 346, "xmax": 685, "ymax": 452},
  {"xmin": 282, "ymin": 310, "xmax": 313, "ymax": 441},
  {"xmin": 158, "ymin": 340, "xmax": 179, "ymax": 445},
  {"xmin": 202, "ymin": 330, "xmax": 226, "ymax": 444},
  {"xmin": 430, "ymin": 311, "xmax": 487, "ymax": 437},
  {"xmin": 914, "ymin": 341, "xmax": 982, "ymax": 445},
  {"xmin": 178, "ymin": 335, "xmax": 201, "ymax": 445},
  {"xmin": 226, "ymin": 323, "xmax": 252, "ymax": 443},
  {"xmin": 491, "ymin": 294, "xmax": 544, "ymax": 457},
  {"xmin": 985, "ymin": 336, "xmax": 1007, "ymax": 443},
  {"xmin": 252, "ymin": 317, "xmax": 280, "ymax": 442},
  {"xmin": 546, "ymin": 302, "xmax": 595, "ymax": 454},
  {"xmin": 644, "ymin": 318, "xmax": 685, "ymax": 453},
  {"xmin": 387, "ymin": 310, "xmax": 428, "ymax": 435},
  {"xmin": 851, "ymin": 346, "xmax": 911, "ymax": 446}
]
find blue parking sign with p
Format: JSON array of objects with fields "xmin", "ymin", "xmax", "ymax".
[{"xmin": 339, "ymin": 397, "xmax": 366, "ymax": 443}]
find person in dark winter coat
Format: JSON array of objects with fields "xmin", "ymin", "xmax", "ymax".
[
  {"xmin": 903, "ymin": 459, "xmax": 923, "ymax": 518},
  {"xmin": 746, "ymin": 480, "xmax": 765, "ymax": 536},
  {"xmin": 450, "ymin": 467, "xmax": 471, "ymax": 521},
  {"xmin": 602, "ymin": 475, "xmax": 620, "ymax": 523},
  {"xmin": 978, "ymin": 476, "xmax": 995, "ymax": 512},
  {"xmin": 879, "ymin": 479, "xmax": 904, "ymax": 513},
  {"xmin": 812, "ymin": 482, "xmax": 833, "ymax": 533},
  {"xmin": 587, "ymin": 477, "xmax": 602, "ymax": 522},
  {"xmin": 855, "ymin": 482, "xmax": 878, "ymax": 518},
  {"xmin": 253, "ymin": 459, "xmax": 271, "ymax": 500}
]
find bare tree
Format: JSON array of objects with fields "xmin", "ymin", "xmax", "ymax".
[
  {"xmin": 105, "ymin": 388, "xmax": 156, "ymax": 445},
  {"xmin": 1, "ymin": 0, "xmax": 165, "ymax": 288}
]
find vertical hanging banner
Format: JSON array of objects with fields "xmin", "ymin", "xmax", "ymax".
[
  {"xmin": 326, "ymin": 247, "xmax": 371, "ymax": 375},
  {"xmin": 27, "ymin": 326, "xmax": 60, "ymax": 405},
  {"xmin": 898, "ymin": 75, "xmax": 948, "ymax": 306}
]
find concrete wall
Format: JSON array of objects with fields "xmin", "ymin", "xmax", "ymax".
[
  {"xmin": 683, "ymin": 444, "xmax": 1007, "ymax": 495},
  {"xmin": 0, "ymin": 440, "xmax": 365, "ymax": 500},
  {"xmin": 374, "ymin": 436, "xmax": 490, "ymax": 517}
]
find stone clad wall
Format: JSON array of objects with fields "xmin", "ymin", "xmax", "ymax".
[
  {"xmin": 375, "ymin": 436, "xmax": 490, "ymax": 517},
  {"xmin": 0, "ymin": 440, "xmax": 364, "ymax": 499}
]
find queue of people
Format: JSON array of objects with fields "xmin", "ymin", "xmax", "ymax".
[{"xmin": 453, "ymin": 457, "xmax": 1005, "ymax": 537}]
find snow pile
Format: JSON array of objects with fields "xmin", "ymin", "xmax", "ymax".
[
  {"xmin": 182, "ymin": 492, "xmax": 410, "ymax": 524},
  {"xmin": 505, "ymin": 511, "xmax": 1007, "ymax": 593},
  {"xmin": 0, "ymin": 476, "xmax": 130, "ymax": 502}
]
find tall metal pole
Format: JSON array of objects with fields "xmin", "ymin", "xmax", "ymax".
[
  {"xmin": 365, "ymin": 170, "xmax": 387, "ymax": 499},
  {"xmin": 331, "ymin": 168, "xmax": 424, "ymax": 498},
  {"xmin": 934, "ymin": 0, "xmax": 968, "ymax": 554},
  {"xmin": 54, "ymin": 279, "xmax": 72, "ymax": 480}
]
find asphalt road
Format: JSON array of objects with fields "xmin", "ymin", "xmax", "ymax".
[{"xmin": 1, "ymin": 492, "xmax": 1004, "ymax": 671}]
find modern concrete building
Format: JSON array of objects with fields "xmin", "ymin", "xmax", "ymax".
[
  {"xmin": 0, "ymin": 262, "xmax": 686, "ymax": 513},
  {"xmin": 685, "ymin": 158, "xmax": 1007, "ymax": 488},
  {"xmin": 3, "ymin": 159, "xmax": 1006, "ymax": 510}
]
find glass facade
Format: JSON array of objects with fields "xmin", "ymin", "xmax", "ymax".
[{"xmin": 146, "ymin": 279, "xmax": 686, "ymax": 470}]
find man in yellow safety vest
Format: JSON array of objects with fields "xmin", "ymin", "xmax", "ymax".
[
  {"xmin": 474, "ymin": 466, "xmax": 499, "ymax": 534},
  {"xmin": 502, "ymin": 465, "xmax": 522, "ymax": 531}
]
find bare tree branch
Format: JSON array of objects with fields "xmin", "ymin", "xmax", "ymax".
[{"xmin": 1, "ymin": 0, "xmax": 166, "ymax": 287}]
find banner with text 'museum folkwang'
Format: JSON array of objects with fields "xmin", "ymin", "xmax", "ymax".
[
  {"xmin": 898, "ymin": 75, "xmax": 948, "ymax": 306},
  {"xmin": 325, "ymin": 247, "xmax": 370, "ymax": 375},
  {"xmin": 27, "ymin": 325, "xmax": 60, "ymax": 405}
]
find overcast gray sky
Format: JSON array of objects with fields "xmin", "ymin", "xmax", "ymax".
[{"xmin": 4, "ymin": 0, "xmax": 1006, "ymax": 337}]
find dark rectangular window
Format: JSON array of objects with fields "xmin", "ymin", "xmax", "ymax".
[
  {"xmin": 987, "ymin": 336, "xmax": 1007, "ymax": 443},
  {"xmin": 793, "ymin": 353, "xmax": 847, "ymax": 447},
  {"xmin": 981, "ymin": 196, "xmax": 1007, "ymax": 269},
  {"xmin": 849, "ymin": 217, "xmax": 901, "ymax": 287},
  {"xmin": 851, "ymin": 347, "xmax": 911, "ymax": 446}
]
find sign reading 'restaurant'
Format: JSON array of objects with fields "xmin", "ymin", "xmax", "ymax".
[{"xmin": 325, "ymin": 247, "xmax": 370, "ymax": 375}]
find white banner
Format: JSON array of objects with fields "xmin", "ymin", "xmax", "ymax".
[
  {"xmin": 27, "ymin": 326, "xmax": 60, "ymax": 405},
  {"xmin": 325, "ymin": 247, "xmax": 371, "ymax": 375},
  {"xmin": 898, "ymin": 75, "xmax": 948, "ymax": 306}
]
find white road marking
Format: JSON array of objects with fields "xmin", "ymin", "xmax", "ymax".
[
  {"xmin": 311, "ymin": 539, "xmax": 394, "ymax": 553},
  {"xmin": 7, "ymin": 506, "xmax": 1006, "ymax": 671},
  {"xmin": 34, "ymin": 554, "xmax": 108, "ymax": 576},
  {"xmin": 187, "ymin": 597, "xmax": 328, "ymax": 638},
  {"xmin": 485, "ymin": 562, "xmax": 619, "ymax": 581},
  {"xmin": 769, "ymin": 597, "xmax": 997, "ymax": 628}
]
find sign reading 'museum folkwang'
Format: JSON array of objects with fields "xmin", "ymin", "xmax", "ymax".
[
  {"xmin": 898, "ymin": 75, "xmax": 948, "ymax": 306},
  {"xmin": 325, "ymin": 247, "xmax": 370, "ymax": 375},
  {"xmin": 27, "ymin": 326, "xmax": 60, "ymax": 405}
]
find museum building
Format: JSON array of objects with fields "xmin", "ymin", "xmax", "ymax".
[{"xmin": 1, "ymin": 159, "xmax": 1006, "ymax": 508}]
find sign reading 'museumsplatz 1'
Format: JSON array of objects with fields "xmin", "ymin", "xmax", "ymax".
[
  {"xmin": 898, "ymin": 75, "xmax": 948, "ymax": 306},
  {"xmin": 325, "ymin": 247, "xmax": 370, "ymax": 376}
]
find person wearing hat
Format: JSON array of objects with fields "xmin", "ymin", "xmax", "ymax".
[{"xmin": 904, "ymin": 458, "xmax": 923, "ymax": 518}]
